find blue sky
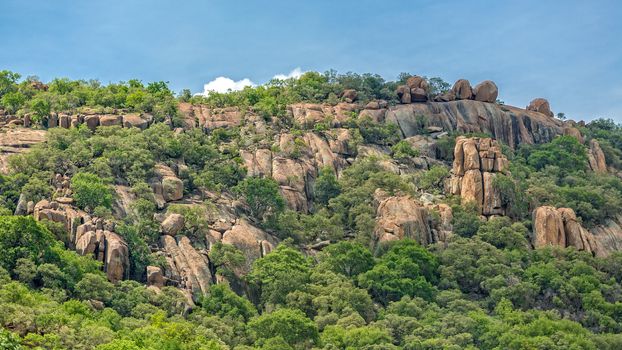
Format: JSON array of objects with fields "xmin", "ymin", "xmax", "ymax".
[{"xmin": 1, "ymin": 0, "xmax": 621, "ymax": 121}]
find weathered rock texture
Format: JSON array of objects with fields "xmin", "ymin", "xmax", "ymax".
[
  {"xmin": 473, "ymin": 80, "xmax": 498, "ymax": 103},
  {"xmin": 0, "ymin": 128, "xmax": 47, "ymax": 173},
  {"xmin": 161, "ymin": 213, "xmax": 185, "ymax": 236},
  {"xmin": 45, "ymin": 112, "xmax": 152, "ymax": 131},
  {"xmin": 33, "ymin": 199, "xmax": 129, "ymax": 282},
  {"xmin": 160, "ymin": 235, "xmax": 212, "ymax": 300},
  {"xmin": 178, "ymin": 103, "xmax": 243, "ymax": 130},
  {"xmin": 527, "ymin": 98, "xmax": 554, "ymax": 118},
  {"xmin": 449, "ymin": 137, "xmax": 509, "ymax": 215},
  {"xmin": 589, "ymin": 215, "xmax": 622, "ymax": 256},
  {"xmin": 383, "ymin": 100, "xmax": 565, "ymax": 150},
  {"xmin": 452, "ymin": 79, "xmax": 473, "ymax": 100},
  {"xmin": 532, "ymin": 206, "xmax": 602, "ymax": 256},
  {"xmin": 373, "ymin": 190, "xmax": 452, "ymax": 245},
  {"xmin": 588, "ymin": 139, "xmax": 607, "ymax": 173},
  {"xmin": 150, "ymin": 164, "xmax": 184, "ymax": 208},
  {"xmin": 240, "ymin": 129, "xmax": 354, "ymax": 212}
]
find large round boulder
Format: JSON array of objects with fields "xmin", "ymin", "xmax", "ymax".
[
  {"xmin": 161, "ymin": 213, "xmax": 185, "ymax": 236},
  {"xmin": 473, "ymin": 80, "xmax": 498, "ymax": 103},
  {"xmin": 451, "ymin": 79, "xmax": 473, "ymax": 100},
  {"xmin": 526, "ymin": 98, "xmax": 554, "ymax": 117}
]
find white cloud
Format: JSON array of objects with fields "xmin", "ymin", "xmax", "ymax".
[
  {"xmin": 200, "ymin": 76, "xmax": 255, "ymax": 95},
  {"xmin": 198, "ymin": 68, "xmax": 305, "ymax": 96},
  {"xmin": 272, "ymin": 67, "xmax": 304, "ymax": 80}
]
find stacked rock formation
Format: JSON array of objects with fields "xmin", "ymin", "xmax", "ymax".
[
  {"xmin": 396, "ymin": 75, "xmax": 429, "ymax": 104},
  {"xmin": 449, "ymin": 137, "xmax": 509, "ymax": 216},
  {"xmin": 150, "ymin": 163, "xmax": 184, "ymax": 208},
  {"xmin": 159, "ymin": 234, "xmax": 212, "ymax": 300},
  {"xmin": 33, "ymin": 199, "xmax": 129, "ymax": 282},
  {"xmin": 152, "ymin": 202, "xmax": 278, "ymax": 300},
  {"xmin": 532, "ymin": 206, "xmax": 601, "ymax": 256}
]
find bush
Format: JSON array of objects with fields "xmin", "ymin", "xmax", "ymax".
[
  {"xmin": 391, "ymin": 140, "xmax": 419, "ymax": 159},
  {"xmin": 358, "ymin": 117, "xmax": 401, "ymax": 146}
]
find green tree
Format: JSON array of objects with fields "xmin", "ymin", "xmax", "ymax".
[
  {"xmin": 202, "ymin": 284, "xmax": 257, "ymax": 322},
  {"xmin": 391, "ymin": 140, "xmax": 419, "ymax": 159},
  {"xmin": 476, "ymin": 217, "xmax": 529, "ymax": 250},
  {"xmin": 28, "ymin": 97, "xmax": 51, "ymax": 123},
  {"xmin": 527, "ymin": 135, "xmax": 588, "ymax": 173},
  {"xmin": 313, "ymin": 167, "xmax": 341, "ymax": 206},
  {"xmin": 359, "ymin": 240, "xmax": 438, "ymax": 305},
  {"xmin": 249, "ymin": 308, "xmax": 319, "ymax": 348},
  {"xmin": 75, "ymin": 273, "xmax": 114, "ymax": 302},
  {"xmin": 318, "ymin": 241, "xmax": 374, "ymax": 278},
  {"xmin": 0, "ymin": 328, "xmax": 22, "ymax": 350},
  {"xmin": 0, "ymin": 70, "xmax": 20, "ymax": 96},
  {"xmin": 0, "ymin": 216, "xmax": 52, "ymax": 272},
  {"xmin": 234, "ymin": 177, "xmax": 285, "ymax": 223},
  {"xmin": 71, "ymin": 172, "xmax": 113, "ymax": 212},
  {"xmin": 1, "ymin": 91, "xmax": 26, "ymax": 114},
  {"xmin": 248, "ymin": 244, "xmax": 311, "ymax": 307}
]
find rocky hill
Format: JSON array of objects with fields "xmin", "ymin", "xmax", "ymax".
[
  {"xmin": 2, "ymin": 72, "xmax": 622, "ymax": 349},
  {"xmin": 2, "ymin": 76, "xmax": 619, "ymax": 295}
]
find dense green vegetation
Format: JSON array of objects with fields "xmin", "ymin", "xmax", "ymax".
[
  {"xmin": 3, "ymin": 69, "xmax": 622, "ymax": 348},
  {"xmin": 3, "ymin": 214, "xmax": 622, "ymax": 349}
]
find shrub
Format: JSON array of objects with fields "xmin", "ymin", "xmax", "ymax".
[{"xmin": 391, "ymin": 140, "xmax": 419, "ymax": 159}]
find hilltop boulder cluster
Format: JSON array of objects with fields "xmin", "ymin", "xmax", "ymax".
[{"xmin": 396, "ymin": 76, "xmax": 499, "ymax": 104}]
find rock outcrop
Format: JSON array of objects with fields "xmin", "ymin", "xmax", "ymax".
[
  {"xmin": 449, "ymin": 137, "xmax": 509, "ymax": 216},
  {"xmin": 289, "ymin": 103, "xmax": 360, "ymax": 128},
  {"xmin": 589, "ymin": 215, "xmax": 622, "ymax": 256},
  {"xmin": 532, "ymin": 206, "xmax": 601, "ymax": 256},
  {"xmin": 46, "ymin": 112, "xmax": 152, "ymax": 131},
  {"xmin": 241, "ymin": 129, "xmax": 354, "ymax": 212},
  {"xmin": 221, "ymin": 219, "xmax": 277, "ymax": 275},
  {"xmin": 373, "ymin": 190, "xmax": 452, "ymax": 245},
  {"xmin": 33, "ymin": 199, "xmax": 130, "ymax": 282},
  {"xmin": 588, "ymin": 139, "xmax": 607, "ymax": 173},
  {"xmin": 381, "ymin": 100, "xmax": 565, "ymax": 149},
  {"xmin": 0, "ymin": 128, "xmax": 47, "ymax": 174},
  {"xmin": 160, "ymin": 235, "xmax": 212, "ymax": 300},
  {"xmin": 147, "ymin": 266, "xmax": 165, "ymax": 288},
  {"xmin": 178, "ymin": 103, "xmax": 243, "ymax": 130},
  {"xmin": 150, "ymin": 164, "xmax": 184, "ymax": 208},
  {"xmin": 161, "ymin": 213, "xmax": 185, "ymax": 236}
]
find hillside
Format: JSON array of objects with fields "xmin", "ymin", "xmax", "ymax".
[{"xmin": 2, "ymin": 70, "xmax": 622, "ymax": 349}]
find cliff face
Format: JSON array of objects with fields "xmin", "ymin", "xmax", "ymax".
[{"xmin": 384, "ymin": 101, "xmax": 565, "ymax": 149}]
